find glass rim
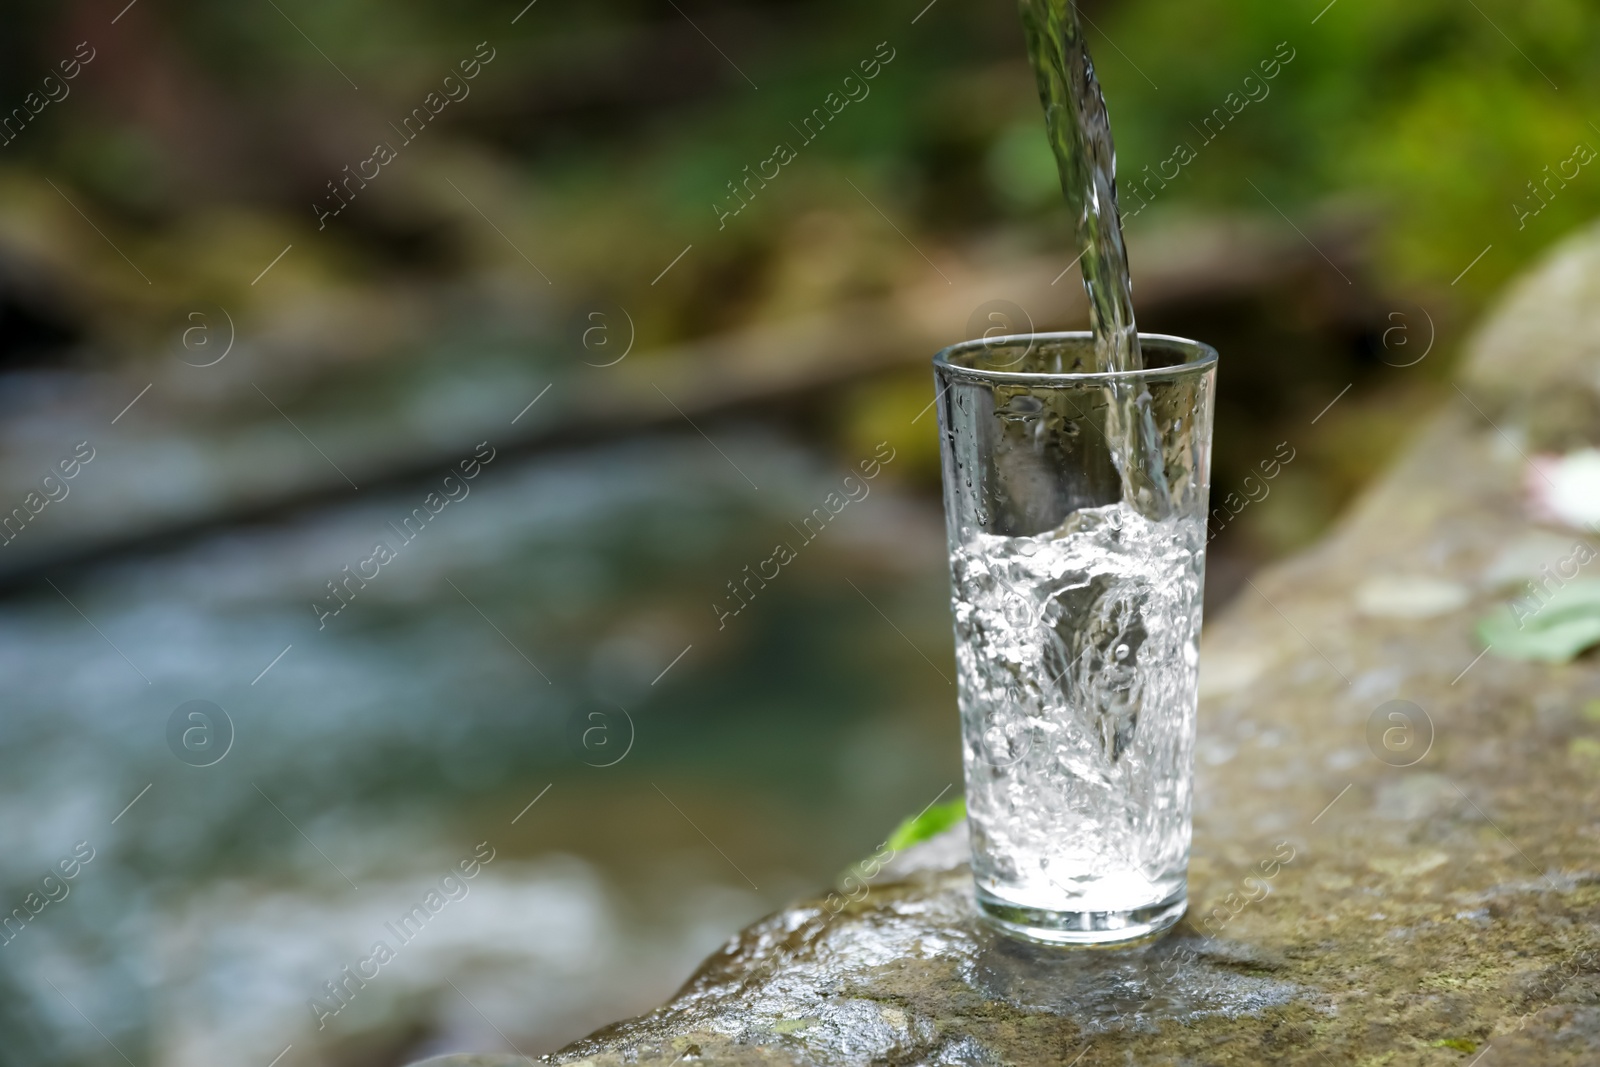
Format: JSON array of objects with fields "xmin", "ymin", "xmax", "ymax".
[{"xmin": 933, "ymin": 331, "xmax": 1218, "ymax": 386}]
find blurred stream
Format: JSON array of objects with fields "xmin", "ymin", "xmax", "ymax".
[{"xmin": 0, "ymin": 428, "xmax": 959, "ymax": 1066}]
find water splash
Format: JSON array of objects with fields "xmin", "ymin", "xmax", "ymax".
[{"xmin": 952, "ymin": 501, "xmax": 1203, "ymax": 914}]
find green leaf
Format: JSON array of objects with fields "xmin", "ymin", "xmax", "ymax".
[
  {"xmin": 886, "ymin": 797, "xmax": 966, "ymax": 852},
  {"xmin": 1477, "ymin": 580, "xmax": 1600, "ymax": 664}
]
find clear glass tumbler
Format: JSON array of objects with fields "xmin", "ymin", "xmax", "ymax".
[{"xmin": 934, "ymin": 331, "xmax": 1216, "ymax": 945}]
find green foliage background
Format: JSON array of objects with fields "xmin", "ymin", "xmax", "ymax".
[{"xmin": 2, "ymin": 0, "xmax": 1594, "ymax": 351}]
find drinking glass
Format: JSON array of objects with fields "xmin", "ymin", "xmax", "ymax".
[{"xmin": 934, "ymin": 331, "xmax": 1216, "ymax": 945}]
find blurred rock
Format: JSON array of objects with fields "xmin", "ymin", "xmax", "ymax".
[{"xmin": 1461, "ymin": 217, "xmax": 1600, "ymax": 451}]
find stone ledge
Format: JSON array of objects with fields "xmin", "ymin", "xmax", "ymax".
[{"xmin": 417, "ymin": 222, "xmax": 1600, "ymax": 1067}]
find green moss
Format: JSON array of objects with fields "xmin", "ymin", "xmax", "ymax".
[
  {"xmin": 770, "ymin": 1018, "xmax": 816, "ymax": 1034},
  {"xmin": 1570, "ymin": 737, "xmax": 1600, "ymax": 762},
  {"xmin": 1429, "ymin": 1037, "xmax": 1479, "ymax": 1052}
]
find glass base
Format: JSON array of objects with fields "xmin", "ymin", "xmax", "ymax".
[{"xmin": 975, "ymin": 884, "xmax": 1186, "ymax": 947}]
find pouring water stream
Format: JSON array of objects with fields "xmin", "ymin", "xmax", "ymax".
[{"xmin": 1017, "ymin": 0, "xmax": 1172, "ymax": 517}]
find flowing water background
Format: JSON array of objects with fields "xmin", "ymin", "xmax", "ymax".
[{"xmin": 0, "ymin": 423, "xmax": 960, "ymax": 1066}]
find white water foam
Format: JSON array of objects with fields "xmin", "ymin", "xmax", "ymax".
[{"xmin": 951, "ymin": 501, "xmax": 1204, "ymax": 914}]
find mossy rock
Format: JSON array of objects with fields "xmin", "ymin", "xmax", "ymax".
[{"xmin": 420, "ymin": 227, "xmax": 1600, "ymax": 1066}]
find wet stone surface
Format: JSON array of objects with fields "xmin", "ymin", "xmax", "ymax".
[{"xmin": 422, "ymin": 224, "xmax": 1600, "ymax": 1065}]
